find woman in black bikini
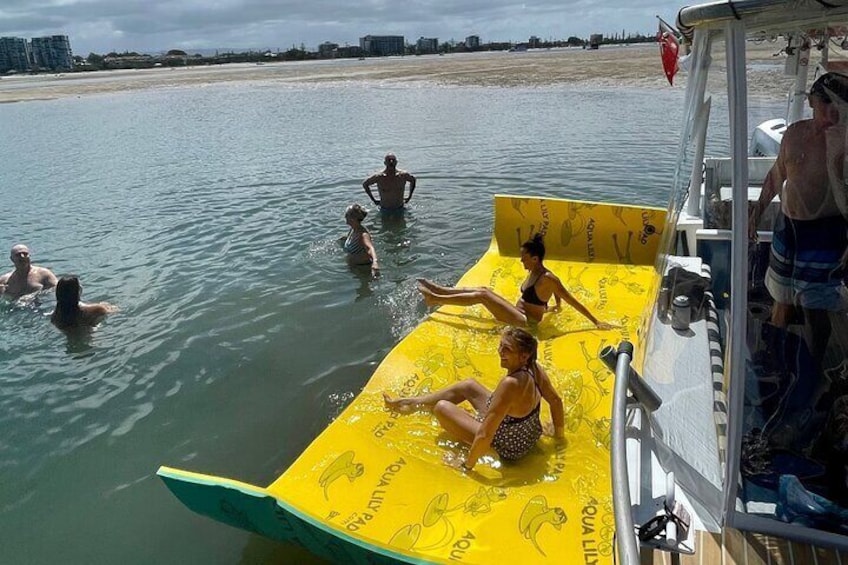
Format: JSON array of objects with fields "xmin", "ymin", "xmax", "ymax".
[
  {"xmin": 417, "ymin": 233, "xmax": 611, "ymax": 328},
  {"xmin": 383, "ymin": 327, "xmax": 564, "ymax": 469}
]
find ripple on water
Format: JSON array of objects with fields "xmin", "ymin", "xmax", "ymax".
[{"xmin": 0, "ymin": 81, "xmax": 786, "ymax": 563}]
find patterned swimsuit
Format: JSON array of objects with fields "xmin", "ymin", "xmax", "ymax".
[
  {"xmin": 344, "ymin": 228, "xmax": 369, "ymax": 255},
  {"xmin": 477, "ymin": 370, "xmax": 543, "ymax": 461}
]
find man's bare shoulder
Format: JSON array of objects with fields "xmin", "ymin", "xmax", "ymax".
[
  {"xmin": 0, "ymin": 270, "xmax": 11, "ymax": 283},
  {"xmin": 774, "ymin": 121, "xmax": 817, "ymax": 159},
  {"xmin": 33, "ymin": 265, "xmax": 57, "ymax": 282},
  {"xmin": 784, "ymin": 119, "xmax": 815, "ymax": 139}
]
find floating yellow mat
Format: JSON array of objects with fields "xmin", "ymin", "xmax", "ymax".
[{"xmin": 159, "ymin": 195, "xmax": 666, "ymax": 564}]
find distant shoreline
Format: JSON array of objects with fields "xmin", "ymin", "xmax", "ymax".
[{"xmin": 0, "ymin": 43, "xmax": 788, "ymax": 104}]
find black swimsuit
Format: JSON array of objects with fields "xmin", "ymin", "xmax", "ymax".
[
  {"xmin": 520, "ymin": 270, "xmax": 548, "ymax": 307},
  {"xmin": 476, "ymin": 369, "xmax": 543, "ymax": 461}
]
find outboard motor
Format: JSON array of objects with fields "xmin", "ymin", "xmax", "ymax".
[{"xmin": 750, "ymin": 118, "xmax": 786, "ymax": 157}]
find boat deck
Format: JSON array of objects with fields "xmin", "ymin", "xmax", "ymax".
[{"xmin": 643, "ymin": 529, "xmax": 847, "ymax": 564}]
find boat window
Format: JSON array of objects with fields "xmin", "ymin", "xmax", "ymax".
[
  {"xmin": 636, "ymin": 29, "xmax": 732, "ymax": 525},
  {"xmin": 651, "ymin": 22, "xmax": 848, "ymax": 544},
  {"xmin": 739, "ymin": 32, "xmax": 848, "ymax": 540}
]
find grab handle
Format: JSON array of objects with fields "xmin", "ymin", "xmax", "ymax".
[
  {"xmin": 600, "ymin": 344, "xmax": 662, "ymax": 412},
  {"xmin": 610, "ymin": 341, "xmax": 640, "ymax": 565}
]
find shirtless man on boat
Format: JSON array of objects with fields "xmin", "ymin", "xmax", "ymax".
[
  {"xmin": 0, "ymin": 244, "xmax": 58, "ymax": 300},
  {"xmin": 362, "ymin": 153, "xmax": 417, "ymax": 211},
  {"xmin": 749, "ymin": 72, "xmax": 848, "ymax": 362}
]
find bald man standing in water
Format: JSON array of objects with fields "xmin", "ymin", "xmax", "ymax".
[
  {"xmin": 362, "ymin": 153, "xmax": 417, "ymax": 211},
  {"xmin": 0, "ymin": 244, "xmax": 58, "ymax": 300}
]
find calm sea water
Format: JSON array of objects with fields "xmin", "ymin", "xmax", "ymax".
[{"xmin": 0, "ymin": 63, "xmax": 784, "ymax": 563}]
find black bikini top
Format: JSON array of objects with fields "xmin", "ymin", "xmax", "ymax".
[{"xmin": 520, "ymin": 270, "xmax": 548, "ymax": 306}]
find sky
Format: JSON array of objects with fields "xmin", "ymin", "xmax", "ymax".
[{"xmin": 0, "ymin": 0, "xmax": 681, "ymax": 55}]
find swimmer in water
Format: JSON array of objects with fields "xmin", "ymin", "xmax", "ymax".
[
  {"xmin": 362, "ymin": 153, "xmax": 417, "ymax": 212},
  {"xmin": 50, "ymin": 275, "xmax": 118, "ymax": 329},
  {"xmin": 343, "ymin": 204, "xmax": 380, "ymax": 278},
  {"xmin": 0, "ymin": 244, "xmax": 58, "ymax": 300}
]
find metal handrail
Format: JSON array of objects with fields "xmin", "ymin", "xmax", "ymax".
[
  {"xmin": 600, "ymin": 346, "xmax": 662, "ymax": 412},
  {"xmin": 610, "ymin": 341, "xmax": 640, "ymax": 565}
]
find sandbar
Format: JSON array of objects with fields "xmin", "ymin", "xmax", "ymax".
[{"xmin": 0, "ymin": 42, "xmax": 795, "ymax": 104}]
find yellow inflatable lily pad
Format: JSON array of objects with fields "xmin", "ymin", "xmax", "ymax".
[{"xmin": 159, "ymin": 195, "xmax": 666, "ymax": 564}]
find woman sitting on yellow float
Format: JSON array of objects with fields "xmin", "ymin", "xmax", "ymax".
[{"xmin": 384, "ymin": 327, "xmax": 564, "ymax": 470}]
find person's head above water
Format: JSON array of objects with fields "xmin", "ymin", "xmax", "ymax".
[
  {"xmin": 384, "ymin": 153, "xmax": 398, "ymax": 169},
  {"xmin": 10, "ymin": 244, "xmax": 31, "ymax": 268},
  {"xmin": 520, "ymin": 233, "xmax": 546, "ymax": 262},
  {"xmin": 345, "ymin": 203, "xmax": 368, "ymax": 222},
  {"xmin": 55, "ymin": 275, "xmax": 82, "ymax": 308}
]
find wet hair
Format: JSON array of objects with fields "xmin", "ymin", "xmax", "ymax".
[
  {"xmin": 810, "ymin": 72, "xmax": 848, "ymax": 105},
  {"xmin": 502, "ymin": 326, "xmax": 538, "ymax": 367},
  {"xmin": 345, "ymin": 203, "xmax": 368, "ymax": 222},
  {"xmin": 54, "ymin": 275, "xmax": 82, "ymax": 321},
  {"xmin": 520, "ymin": 233, "xmax": 546, "ymax": 261}
]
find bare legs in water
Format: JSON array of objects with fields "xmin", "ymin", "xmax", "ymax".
[
  {"xmin": 417, "ymin": 278, "xmax": 529, "ymax": 326},
  {"xmin": 383, "ymin": 379, "xmax": 491, "ymax": 444}
]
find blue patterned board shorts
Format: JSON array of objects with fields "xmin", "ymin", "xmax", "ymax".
[{"xmin": 765, "ymin": 212, "xmax": 848, "ymax": 310}]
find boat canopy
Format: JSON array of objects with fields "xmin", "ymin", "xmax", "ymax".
[
  {"xmin": 635, "ymin": 0, "xmax": 848, "ymax": 552},
  {"xmin": 678, "ymin": 0, "xmax": 848, "ymax": 34}
]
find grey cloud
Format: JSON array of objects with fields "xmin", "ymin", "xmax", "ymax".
[{"xmin": 0, "ymin": 0, "xmax": 678, "ymax": 53}]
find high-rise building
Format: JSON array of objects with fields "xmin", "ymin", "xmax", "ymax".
[
  {"xmin": 0, "ymin": 37, "xmax": 32, "ymax": 73},
  {"xmin": 359, "ymin": 35, "xmax": 405, "ymax": 56},
  {"xmin": 31, "ymin": 35, "xmax": 73, "ymax": 71},
  {"xmin": 465, "ymin": 35, "xmax": 481, "ymax": 50},
  {"xmin": 416, "ymin": 37, "xmax": 438, "ymax": 54}
]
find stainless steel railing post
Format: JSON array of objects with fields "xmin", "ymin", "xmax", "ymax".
[{"xmin": 610, "ymin": 341, "xmax": 641, "ymax": 565}]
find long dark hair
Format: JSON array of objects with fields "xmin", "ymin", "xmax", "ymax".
[
  {"xmin": 54, "ymin": 275, "xmax": 82, "ymax": 322},
  {"xmin": 521, "ymin": 233, "xmax": 546, "ymax": 261}
]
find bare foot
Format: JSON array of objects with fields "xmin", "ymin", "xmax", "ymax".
[
  {"xmin": 383, "ymin": 392, "xmax": 421, "ymax": 414},
  {"xmin": 419, "ymin": 287, "xmax": 438, "ymax": 308},
  {"xmin": 416, "ymin": 278, "xmax": 439, "ymax": 292}
]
